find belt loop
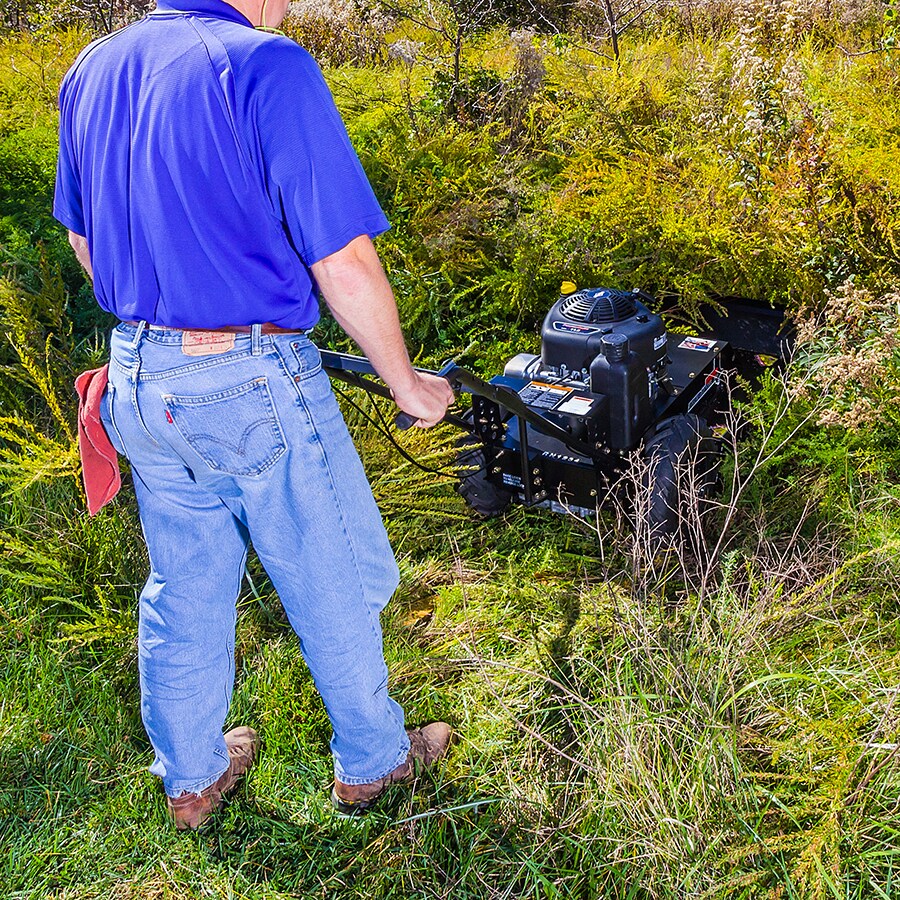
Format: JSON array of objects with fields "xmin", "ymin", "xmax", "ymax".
[
  {"xmin": 128, "ymin": 319, "xmax": 158, "ymax": 444},
  {"xmin": 251, "ymin": 323, "xmax": 262, "ymax": 356}
]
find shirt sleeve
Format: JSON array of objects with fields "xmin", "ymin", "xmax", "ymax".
[
  {"xmin": 54, "ymin": 75, "xmax": 86, "ymax": 236},
  {"xmin": 247, "ymin": 42, "xmax": 389, "ymax": 267}
]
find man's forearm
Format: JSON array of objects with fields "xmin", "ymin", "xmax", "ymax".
[
  {"xmin": 68, "ymin": 230, "xmax": 93, "ymax": 280},
  {"xmin": 311, "ymin": 235, "xmax": 417, "ymax": 397},
  {"xmin": 311, "ymin": 234, "xmax": 454, "ymax": 428}
]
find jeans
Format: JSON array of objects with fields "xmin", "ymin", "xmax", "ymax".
[{"xmin": 101, "ymin": 322, "xmax": 409, "ymax": 796}]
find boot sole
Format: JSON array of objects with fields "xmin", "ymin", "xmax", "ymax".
[{"xmin": 330, "ymin": 786, "xmax": 380, "ymax": 816}]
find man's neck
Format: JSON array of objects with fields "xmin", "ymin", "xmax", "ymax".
[{"xmin": 222, "ymin": 0, "xmax": 262, "ymax": 26}]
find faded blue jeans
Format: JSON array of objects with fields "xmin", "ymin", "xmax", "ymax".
[{"xmin": 101, "ymin": 322, "xmax": 409, "ymax": 796}]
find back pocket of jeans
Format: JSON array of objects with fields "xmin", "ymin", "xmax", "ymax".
[{"xmin": 162, "ymin": 377, "xmax": 286, "ymax": 476}]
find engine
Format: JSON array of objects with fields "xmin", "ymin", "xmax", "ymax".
[
  {"xmin": 542, "ymin": 287, "xmax": 667, "ymax": 381},
  {"xmin": 503, "ymin": 287, "xmax": 672, "ymax": 449}
]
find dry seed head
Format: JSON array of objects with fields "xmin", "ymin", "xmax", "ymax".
[
  {"xmin": 793, "ymin": 278, "xmax": 900, "ymax": 429},
  {"xmin": 389, "ymin": 39, "xmax": 422, "ymax": 66}
]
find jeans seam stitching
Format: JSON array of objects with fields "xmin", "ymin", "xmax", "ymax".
[
  {"xmin": 163, "ymin": 375, "xmax": 272, "ymax": 405},
  {"xmin": 136, "ymin": 349, "xmax": 265, "ymax": 381},
  {"xmin": 104, "ymin": 382, "xmax": 129, "ymax": 456},
  {"xmin": 291, "ymin": 374, "xmax": 382, "ymax": 648}
]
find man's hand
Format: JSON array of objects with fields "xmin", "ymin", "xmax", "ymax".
[
  {"xmin": 311, "ymin": 235, "xmax": 454, "ymax": 429},
  {"xmin": 392, "ymin": 372, "xmax": 455, "ymax": 429}
]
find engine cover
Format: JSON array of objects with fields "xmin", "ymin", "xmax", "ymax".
[{"xmin": 540, "ymin": 287, "xmax": 667, "ymax": 384}]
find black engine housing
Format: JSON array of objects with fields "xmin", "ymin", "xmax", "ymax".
[
  {"xmin": 493, "ymin": 286, "xmax": 728, "ymax": 499},
  {"xmin": 540, "ymin": 287, "xmax": 667, "ymax": 384}
]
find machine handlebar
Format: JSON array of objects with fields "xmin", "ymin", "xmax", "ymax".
[
  {"xmin": 319, "ymin": 350, "xmax": 598, "ymax": 457},
  {"xmin": 393, "ymin": 360, "xmax": 459, "ymax": 431}
]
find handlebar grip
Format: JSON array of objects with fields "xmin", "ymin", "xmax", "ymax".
[
  {"xmin": 394, "ymin": 411, "xmax": 419, "ymax": 431},
  {"xmin": 394, "ymin": 361, "xmax": 458, "ymax": 431}
]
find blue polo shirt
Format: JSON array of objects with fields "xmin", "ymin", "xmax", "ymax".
[{"xmin": 54, "ymin": 0, "xmax": 389, "ymax": 329}]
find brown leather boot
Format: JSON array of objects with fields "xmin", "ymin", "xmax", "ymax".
[
  {"xmin": 167, "ymin": 726, "xmax": 259, "ymax": 831},
  {"xmin": 331, "ymin": 722, "xmax": 453, "ymax": 815}
]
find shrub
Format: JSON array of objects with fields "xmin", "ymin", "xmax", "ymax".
[
  {"xmin": 793, "ymin": 278, "xmax": 900, "ymax": 432},
  {"xmin": 281, "ymin": 0, "xmax": 392, "ymax": 66}
]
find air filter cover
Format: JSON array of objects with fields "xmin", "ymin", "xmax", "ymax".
[{"xmin": 559, "ymin": 288, "xmax": 638, "ymax": 324}]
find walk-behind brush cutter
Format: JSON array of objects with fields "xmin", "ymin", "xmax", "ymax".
[{"xmin": 321, "ymin": 287, "xmax": 787, "ymax": 539}]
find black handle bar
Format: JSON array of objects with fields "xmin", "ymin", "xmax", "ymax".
[
  {"xmin": 393, "ymin": 359, "xmax": 459, "ymax": 431},
  {"xmin": 319, "ymin": 350, "xmax": 598, "ymax": 458}
]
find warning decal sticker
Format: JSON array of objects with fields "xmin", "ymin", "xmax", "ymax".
[
  {"xmin": 678, "ymin": 336, "xmax": 718, "ymax": 353},
  {"xmin": 519, "ymin": 380, "xmax": 574, "ymax": 410},
  {"xmin": 557, "ymin": 395, "xmax": 595, "ymax": 416}
]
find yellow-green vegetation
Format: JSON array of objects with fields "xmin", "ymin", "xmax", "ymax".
[{"xmin": 2, "ymin": 5, "xmax": 900, "ymax": 897}]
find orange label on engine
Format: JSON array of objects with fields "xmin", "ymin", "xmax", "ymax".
[{"xmin": 527, "ymin": 381, "xmax": 574, "ymax": 392}]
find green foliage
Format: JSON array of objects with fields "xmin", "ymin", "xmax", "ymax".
[
  {"xmin": 327, "ymin": 28, "xmax": 900, "ymax": 357},
  {"xmin": 0, "ymin": 32, "xmax": 97, "ymax": 326},
  {"xmin": 2, "ymin": 12, "xmax": 900, "ymax": 900}
]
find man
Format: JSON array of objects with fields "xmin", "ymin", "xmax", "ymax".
[{"xmin": 54, "ymin": 0, "xmax": 455, "ymax": 827}]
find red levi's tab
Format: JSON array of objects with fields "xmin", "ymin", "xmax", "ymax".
[{"xmin": 74, "ymin": 365, "xmax": 122, "ymax": 516}]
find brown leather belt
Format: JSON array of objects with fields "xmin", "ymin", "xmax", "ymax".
[{"xmin": 123, "ymin": 321, "xmax": 306, "ymax": 335}]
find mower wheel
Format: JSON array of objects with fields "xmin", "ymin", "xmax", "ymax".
[
  {"xmin": 641, "ymin": 413, "xmax": 725, "ymax": 542},
  {"xmin": 455, "ymin": 436, "xmax": 513, "ymax": 518}
]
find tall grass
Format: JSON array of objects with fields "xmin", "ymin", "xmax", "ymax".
[{"xmin": 2, "ymin": 13, "xmax": 900, "ymax": 900}]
